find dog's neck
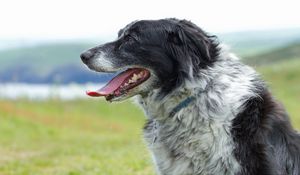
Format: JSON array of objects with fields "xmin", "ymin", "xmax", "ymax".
[
  {"xmin": 136, "ymin": 52, "xmax": 260, "ymax": 122},
  {"xmin": 137, "ymin": 58, "xmax": 249, "ymax": 174},
  {"xmin": 136, "ymin": 87, "xmax": 198, "ymax": 120},
  {"xmin": 136, "ymin": 53, "xmax": 261, "ymax": 175}
]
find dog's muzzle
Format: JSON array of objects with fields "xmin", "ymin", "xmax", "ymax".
[{"xmin": 80, "ymin": 50, "xmax": 94, "ymax": 64}]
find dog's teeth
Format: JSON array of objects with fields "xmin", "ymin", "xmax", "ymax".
[
  {"xmin": 128, "ymin": 72, "xmax": 144, "ymax": 84},
  {"xmin": 132, "ymin": 74, "xmax": 138, "ymax": 81},
  {"xmin": 137, "ymin": 73, "xmax": 143, "ymax": 78}
]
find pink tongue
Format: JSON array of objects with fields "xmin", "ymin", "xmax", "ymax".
[{"xmin": 86, "ymin": 69, "xmax": 137, "ymax": 97}]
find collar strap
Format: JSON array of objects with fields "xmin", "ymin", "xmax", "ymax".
[{"xmin": 169, "ymin": 96, "xmax": 196, "ymax": 117}]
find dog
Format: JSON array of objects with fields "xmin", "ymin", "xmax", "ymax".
[{"xmin": 80, "ymin": 18, "xmax": 300, "ymax": 175}]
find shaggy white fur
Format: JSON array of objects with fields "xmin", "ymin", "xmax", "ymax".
[{"xmin": 137, "ymin": 50, "xmax": 261, "ymax": 175}]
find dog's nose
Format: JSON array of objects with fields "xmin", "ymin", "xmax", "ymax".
[{"xmin": 80, "ymin": 51, "xmax": 93, "ymax": 64}]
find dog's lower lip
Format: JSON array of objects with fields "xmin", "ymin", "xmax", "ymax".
[{"xmin": 86, "ymin": 68, "xmax": 150, "ymax": 99}]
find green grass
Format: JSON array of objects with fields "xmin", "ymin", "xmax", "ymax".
[
  {"xmin": 0, "ymin": 100, "xmax": 155, "ymax": 175},
  {"xmin": 0, "ymin": 59, "xmax": 300, "ymax": 175}
]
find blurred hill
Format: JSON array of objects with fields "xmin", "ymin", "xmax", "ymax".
[
  {"xmin": 0, "ymin": 28, "xmax": 300, "ymax": 84},
  {"xmin": 244, "ymin": 42, "xmax": 300, "ymax": 65},
  {"xmin": 219, "ymin": 28, "xmax": 300, "ymax": 56},
  {"xmin": 0, "ymin": 43, "xmax": 114, "ymax": 84},
  {"xmin": 0, "ymin": 43, "xmax": 92, "ymax": 72}
]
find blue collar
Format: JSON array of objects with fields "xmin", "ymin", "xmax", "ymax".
[{"xmin": 169, "ymin": 96, "xmax": 196, "ymax": 117}]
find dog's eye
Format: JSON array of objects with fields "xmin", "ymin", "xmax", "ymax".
[
  {"xmin": 117, "ymin": 35, "xmax": 136, "ymax": 50},
  {"xmin": 124, "ymin": 35, "xmax": 135, "ymax": 42}
]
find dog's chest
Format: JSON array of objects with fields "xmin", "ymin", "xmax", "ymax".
[{"xmin": 143, "ymin": 114, "xmax": 240, "ymax": 175}]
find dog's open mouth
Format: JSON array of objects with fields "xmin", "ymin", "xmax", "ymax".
[{"xmin": 86, "ymin": 68, "xmax": 150, "ymax": 101}]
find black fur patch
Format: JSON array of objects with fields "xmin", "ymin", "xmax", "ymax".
[{"xmin": 231, "ymin": 89, "xmax": 300, "ymax": 175}]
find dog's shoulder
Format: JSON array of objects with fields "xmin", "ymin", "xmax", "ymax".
[{"xmin": 232, "ymin": 89, "xmax": 300, "ymax": 175}]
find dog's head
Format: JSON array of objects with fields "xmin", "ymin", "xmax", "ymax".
[{"xmin": 81, "ymin": 18, "xmax": 219, "ymax": 101}]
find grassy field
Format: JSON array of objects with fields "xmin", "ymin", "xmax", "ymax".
[
  {"xmin": 0, "ymin": 100, "xmax": 155, "ymax": 175},
  {"xmin": 0, "ymin": 60, "xmax": 300, "ymax": 175}
]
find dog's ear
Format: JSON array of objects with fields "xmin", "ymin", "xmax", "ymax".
[
  {"xmin": 177, "ymin": 20, "xmax": 219, "ymax": 63},
  {"xmin": 166, "ymin": 20, "xmax": 219, "ymax": 78},
  {"xmin": 169, "ymin": 20, "xmax": 220, "ymax": 65},
  {"xmin": 167, "ymin": 27, "xmax": 185, "ymax": 46}
]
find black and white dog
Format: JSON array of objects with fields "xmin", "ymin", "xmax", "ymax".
[{"xmin": 80, "ymin": 19, "xmax": 300, "ymax": 175}]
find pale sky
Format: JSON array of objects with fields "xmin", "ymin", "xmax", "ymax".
[{"xmin": 0, "ymin": 0, "xmax": 299, "ymax": 40}]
